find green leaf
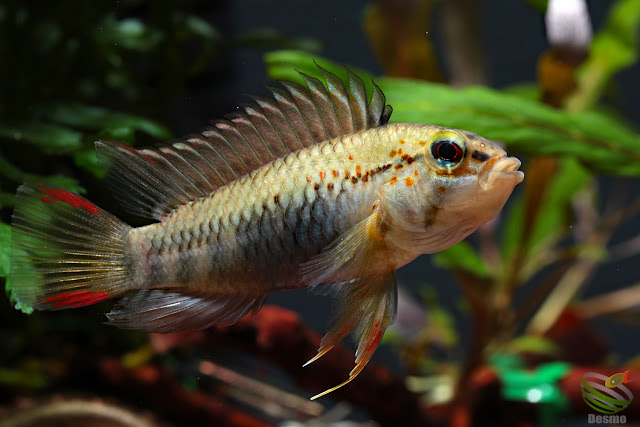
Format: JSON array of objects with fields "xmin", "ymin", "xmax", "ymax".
[
  {"xmin": 265, "ymin": 50, "xmax": 640, "ymax": 176},
  {"xmin": 0, "ymin": 122, "xmax": 82, "ymax": 153},
  {"xmin": 45, "ymin": 104, "xmax": 171, "ymax": 140},
  {"xmin": 1, "ymin": 221, "xmax": 33, "ymax": 315},
  {"xmin": 527, "ymin": 158, "xmax": 590, "ymax": 253},
  {"xmin": 568, "ymin": 0, "xmax": 640, "ymax": 110},
  {"xmin": 433, "ymin": 240, "xmax": 491, "ymax": 278}
]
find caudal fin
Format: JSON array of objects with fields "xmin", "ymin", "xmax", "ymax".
[{"xmin": 10, "ymin": 183, "xmax": 132, "ymax": 311}]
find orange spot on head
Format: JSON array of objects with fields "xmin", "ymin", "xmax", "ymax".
[
  {"xmin": 389, "ymin": 177, "xmax": 398, "ymax": 185},
  {"xmin": 419, "ymin": 140, "xmax": 426, "ymax": 146},
  {"xmin": 405, "ymin": 177, "xmax": 414, "ymax": 187},
  {"xmin": 349, "ymin": 155, "xmax": 354, "ymax": 161},
  {"xmin": 390, "ymin": 150, "xmax": 397, "ymax": 157},
  {"xmin": 319, "ymin": 171, "xmax": 326, "ymax": 181},
  {"xmin": 399, "ymin": 139, "xmax": 405, "ymax": 144},
  {"xmin": 438, "ymin": 186, "xmax": 446, "ymax": 193}
]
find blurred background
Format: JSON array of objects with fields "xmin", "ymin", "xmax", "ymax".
[{"xmin": 1, "ymin": 1, "xmax": 640, "ymax": 426}]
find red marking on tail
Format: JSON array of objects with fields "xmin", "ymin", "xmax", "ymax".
[
  {"xmin": 38, "ymin": 186, "xmax": 100, "ymax": 215},
  {"xmin": 45, "ymin": 290, "xmax": 111, "ymax": 309},
  {"xmin": 40, "ymin": 197, "xmax": 53, "ymax": 204},
  {"xmin": 623, "ymin": 370, "xmax": 632, "ymax": 384}
]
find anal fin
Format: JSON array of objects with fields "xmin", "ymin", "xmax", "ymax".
[
  {"xmin": 106, "ymin": 290, "xmax": 266, "ymax": 333},
  {"xmin": 305, "ymin": 273, "xmax": 398, "ymax": 400}
]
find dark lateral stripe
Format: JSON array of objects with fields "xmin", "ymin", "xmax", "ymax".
[{"xmin": 472, "ymin": 151, "xmax": 490, "ymax": 162}]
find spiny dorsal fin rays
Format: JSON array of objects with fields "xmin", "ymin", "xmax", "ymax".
[
  {"xmin": 97, "ymin": 65, "xmax": 393, "ymax": 221},
  {"xmin": 279, "ymin": 80, "xmax": 329, "ymax": 142},
  {"xmin": 347, "ymin": 69, "xmax": 368, "ymax": 131},
  {"xmin": 298, "ymin": 72, "xmax": 341, "ymax": 138},
  {"xmin": 319, "ymin": 66, "xmax": 353, "ymax": 135}
]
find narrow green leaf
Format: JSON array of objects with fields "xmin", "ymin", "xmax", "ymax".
[
  {"xmin": 265, "ymin": 50, "xmax": 640, "ymax": 176},
  {"xmin": 433, "ymin": 240, "xmax": 491, "ymax": 278},
  {"xmin": 568, "ymin": 0, "xmax": 640, "ymax": 110},
  {"xmin": 0, "ymin": 122, "xmax": 82, "ymax": 153},
  {"xmin": 45, "ymin": 104, "xmax": 171, "ymax": 139},
  {"xmin": 527, "ymin": 158, "xmax": 590, "ymax": 253}
]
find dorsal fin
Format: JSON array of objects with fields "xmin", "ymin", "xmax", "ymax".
[{"xmin": 96, "ymin": 66, "xmax": 393, "ymax": 221}]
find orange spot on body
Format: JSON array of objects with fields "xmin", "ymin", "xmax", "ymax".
[
  {"xmin": 398, "ymin": 148, "xmax": 403, "ymax": 155},
  {"xmin": 395, "ymin": 164, "xmax": 403, "ymax": 170},
  {"xmin": 438, "ymin": 186, "xmax": 446, "ymax": 193},
  {"xmin": 399, "ymin": 139, "xmax": 405, "ymax": 144},
  {"xmin": 356, "ymin": 165, "xmax": 362, "ymax": 178},
  {"xmin": 344, "ymin": 170, "xmax": 351, "ymax": 180},
  {"xmin": 419, "ymin": 140, "xmax": 426, "ymax": 146},
  {"xmin": 389, "ymin": 177, "xmax": 398, "ymax": 185},
  {"xmin": 38, "ymin": 186, "xmax": 100, "ymax": 215},
  {"xmin": 390, "ymin": 150, "xmax": 397, "ymax": 157},
  {"xmin": 319, "ymin": 171, "xmax": 326, "ymax": 181},
  {"xmin": 405, "ymin": 177, "xmax": 414, "ymax": 187},
  {"xmin": 306, "ymin": 175, "xmax": 312, "ymax": 183},
  {"xmin": 348, "ymin": 155, "xmax": 354, "ymax": 161},
  {"xmin": 45, "ymin": 290, "xmax": 111, "ymax": 309},
  {"xmin": 414, "ymin": 170, "xmax": 418, "ymax": 176},
  {"xmin": 332, "ymin": 170, "xmax": 339, "ymax": 178}
]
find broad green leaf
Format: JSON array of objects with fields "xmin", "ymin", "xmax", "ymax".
[
  {"xmin": 433, "ymin": 240, "xmax": 491, "ymax": 278},
  {"xmin": 568, "ymin": 0, "xmax": 640, "ymax": 110},
  {"xmin": 0, "ymin": 122, "xmax": 82, "ymax": 153},
  {"xmin": 266, "ymin": 50, "xmax": 640, "ymax": 176}
]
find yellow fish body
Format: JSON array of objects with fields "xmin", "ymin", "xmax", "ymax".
[{"xmin": 10, "ymin": 67, "xmax": 523, "ymax": 399}]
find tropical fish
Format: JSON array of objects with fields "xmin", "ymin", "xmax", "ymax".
[
  {"xmin": 9, "ymin": 67, "xmax": 523, "ymax": 399},
  {"xmin": 605, "ymin": 371, "xmax": 632, "ymax": 389}
]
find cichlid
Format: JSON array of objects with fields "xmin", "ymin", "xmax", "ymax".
[{"xmin": 10, "ymin": 67, "xmax": 523, "ymax": 399}]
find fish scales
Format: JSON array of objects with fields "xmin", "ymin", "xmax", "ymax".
[
  {"xmin": 9, "ymin": 67, "xmax": 523, "ymax": 399},
  {"xmin": 129, "ymin": 124, "xmax": 413, "ymax": 294}
]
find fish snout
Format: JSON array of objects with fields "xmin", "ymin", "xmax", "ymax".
[{"xmin": 478, "ymin": 156, "xmax": 524, "ymax": 191}]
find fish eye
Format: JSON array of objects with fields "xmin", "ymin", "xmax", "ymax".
[{"xmin": 429, "ymin": 134, "xmax": 466, "ymax": 170}]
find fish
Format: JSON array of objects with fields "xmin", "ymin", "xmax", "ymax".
[
  {"xmin": 9, "ymin": 66, "xmax": 523, "ymax": 399},
  {"xmin": 605, "ymin": 371, "xmax": 632, "ymax": 388}
]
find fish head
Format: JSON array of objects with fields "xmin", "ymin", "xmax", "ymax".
[
  {"xmin": 381, "ymin": 126, "xmax": 524, "ymax": 254},
  {"xmin": 424, "ymin": 129, "xmax": 523, "ymax": 227}
]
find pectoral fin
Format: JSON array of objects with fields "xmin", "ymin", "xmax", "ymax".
[
  {"xmin": 300, "ymin": 203, "xmax": 387, "ymax": 288},
  {"xmin": 305, "ymin": 272, "xmax": 398, "ymax": 400}
]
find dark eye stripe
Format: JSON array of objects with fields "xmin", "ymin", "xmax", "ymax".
[{"xmin": 472, "ymin": 151, "xmax": 490, "ymax": 162}]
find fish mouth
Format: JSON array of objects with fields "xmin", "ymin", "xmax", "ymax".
[{"xmin": 478, "ymin": 156, "xmax": 524, "ymax": 191}]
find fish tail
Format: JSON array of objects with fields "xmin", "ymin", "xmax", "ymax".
[{"xmin": 10, "ymin": 183, "xmax": 132, "ymax": 311}]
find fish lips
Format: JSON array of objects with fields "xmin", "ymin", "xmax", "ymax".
[{"xmin": 478, "ymin": 156, "xmax": 524, "ymax": 191}]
